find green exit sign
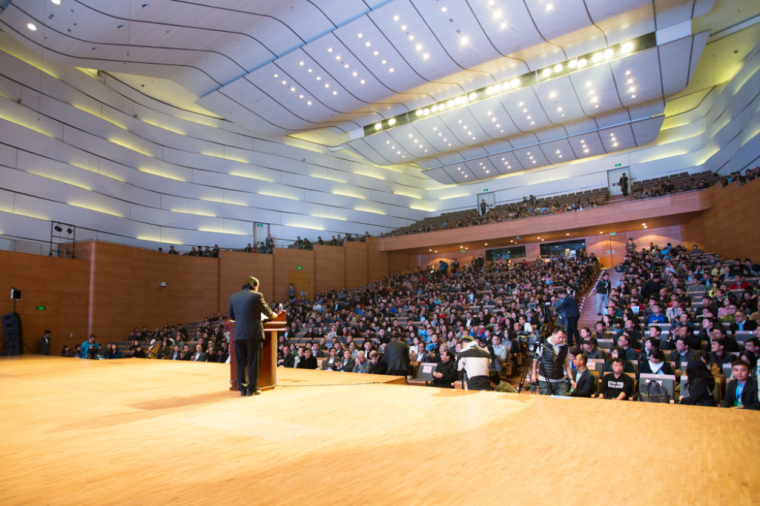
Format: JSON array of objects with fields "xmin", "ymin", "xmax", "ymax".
[
  {"xmin": 37, "ymin": 306, "xmax": 46, "ymax": 311},
  {"xmin": 256, "ymin": 223, "xmax": 264, "ymax": 227},
  {"xmin": 609, "ymin": 232, "xmax": 617, "ymax": 236},
  {"xmin": 615, "ymin": 163, "xmax": 622, "ymax": 167},
  {"xmin": 460, "ymin": 249, "xmax": 466, "ymax": 253},
  {"xmin": 483, "ymin": 189, "xmax": 489, "ymax": 192},
  {"xmin": 297, "ymin": 266, "xmax": 302, "ymax": 270}
]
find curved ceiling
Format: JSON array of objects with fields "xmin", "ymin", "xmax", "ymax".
[{"xmin": 0, "ymin": 0, "xmax": 738, "ymax": 179}]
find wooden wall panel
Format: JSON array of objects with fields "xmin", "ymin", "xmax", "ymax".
[
  {"xmin": 344, "ymin": 241, "xmax": 368, "ymax": 289},
  {"xmin": 314, "ymin": 245, "xmax": 345, "ymax": 294},
  {"xmin": 389, "ymin": 252, "xmax": 409, "ymax": 276},
  {"xmin": 0, "ymin": 250, "xmax": 89, "ymax": 355},
  {"xmin": 683, "ymin": 180, "xmax": 760, "ymax": 261},
  {"xmin": 273, "ymin": 249, "xmax": 314, "ymax": 304},
  {"xmin": 218, "ymin": 252, "xmax": 274, "ymax": 313},
  {"xmin": 88, "ymin": 242, "xmax": 219, "ymax": 344},
  {"xmin": 366, "ymin": 238, "xmax": 389, "ymax": 283}
]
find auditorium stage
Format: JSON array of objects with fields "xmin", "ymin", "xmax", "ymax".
[{"xmin": 1, "ymin": 357, "xmax": 758, "ymax": 505}]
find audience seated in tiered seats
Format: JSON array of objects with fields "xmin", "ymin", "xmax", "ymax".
[
  {"xmin": 631, "ymin": 171, "xmax": 716, "ymax": 199},
  {"xmin": 573, "ymin": 242, "xmax": 760, "ymax": 408}
]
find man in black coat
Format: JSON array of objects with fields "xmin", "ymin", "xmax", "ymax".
[
  {"xmin": 228, "ymin": 276, "xmax": 278, "ymax": 396},
  {"xmin": 384, "ymin": 333, "xmax": 410, "ymax": 376},
  {"xmin": 38, "ymin": 330, "xmax": 51, "ymax": 356},
  {"xmin": 555, "ymin": 289, "xmax": 581, "ymax": 346}
]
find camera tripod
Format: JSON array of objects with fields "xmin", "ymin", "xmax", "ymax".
[{"xmin": 516, "ymin": 345, "xmax": 558, "ymax": 395}]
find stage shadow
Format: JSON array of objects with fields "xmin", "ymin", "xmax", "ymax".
[
  {"xmin": 129, "ymin": 391, "xmax": 232, "ymax": 411},
  {"xmin": 51, "ymin": 391, "xmax": 238, "ymax": 432}
]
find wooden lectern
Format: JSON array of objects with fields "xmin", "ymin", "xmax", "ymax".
[{"xmin": 223, "ymin": 312, "xmax": 287, "ymax": 392}]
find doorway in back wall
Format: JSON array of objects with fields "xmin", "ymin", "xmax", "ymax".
[{"xmin": 607, "ymin": 167, "xmax": 631, "ymax": 197}]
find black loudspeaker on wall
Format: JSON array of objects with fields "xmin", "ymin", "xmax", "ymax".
[{"xmin": 2, "ymin": 312, "xmax": 23, "ymax": 356}]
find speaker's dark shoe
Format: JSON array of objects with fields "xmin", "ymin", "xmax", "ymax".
[{"xmin": 240, "ymin": 390, "xmax": 247, "ymax": 397}]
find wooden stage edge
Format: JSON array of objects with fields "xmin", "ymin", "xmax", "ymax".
[{"xmin": 1, "ymin": 356, "xmax": 759, "ymax": 506}]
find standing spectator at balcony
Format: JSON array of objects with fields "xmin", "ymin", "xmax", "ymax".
[
  {"xmin": 618, "ymin": 173, "xmax": 629, "ymax": 197},
  {"xmin": 288, "ymin": 283, "xmax": 296, "ymax": 301},
  {"xmin": 38, "ymin": 330, "xmax": 51, "ymax": 355},
  {"xmin": 189, "ymin": 247, "xmax": 198, "ymax": 257},
  {"xmin": 168, "ymin": 246, "xmax": 179, "ymax": 255},
  {"xmin": 203, "ymin": 246, "xmax": 212, "ymax": 257},
  {"xmin": 480, "ymin": 199, "xmax": 487, "ymax": 215},
  {"xmin": 626, "ymin": 238, "xmax": 636, "ymax": 253},
  {"xmin": 212, "ymin": 245, "xmax": 220, "ymax": 258},
  {"xmin": 265, "ymin": 234, "xmax": 274, "ymax": 253},
  {"xmin": 596, "ymin": 273, "xmax": 611, "ymax": 316}
]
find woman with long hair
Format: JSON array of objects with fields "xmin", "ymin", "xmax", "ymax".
[{"xmin": 679, "ymin": 359, "xmax": 717, "ymax": 406}]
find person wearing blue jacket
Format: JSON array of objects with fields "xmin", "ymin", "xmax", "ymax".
[{"xmin": 555, "ymin": 289, "xmax": 580, "ymax": 346}]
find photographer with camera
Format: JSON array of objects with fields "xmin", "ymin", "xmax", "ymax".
[{"xmin": 532, "ymin": 326, "xmax": 572, "ymax": 396}]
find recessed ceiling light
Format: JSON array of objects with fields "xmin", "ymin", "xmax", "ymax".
[
  {"xmin": 299, "ymin": 95, "xmax": 303, "ymax": 99},
  {"xmin": 358, "ymin": 33, "xmax": 363, "ymax": 38},
  {"xmin": 442, "ymin": 7, "xmax": 447, "ymax": 12},
  {"xmin": 307, "ymin": 101, "xmax": 312, "ymax": 105},
  {"xmin": 401, "ymin": 25, "xmax": 407, "ymax": 30},
  {"xmin": 27, "ymin": 23, "xmax": 37, "ymax": 31},
  {"xmin": 553, "ymin": 64, "xmax": 563, "ymax": 72},
  {"xmin": 382, "ymin": 60, "xmax": 387, "ymax": 64},
  {"xmin": 324, "ymin": 83, "xmax": 329, "ymax": 88},
  {"xmin": 299, "ymin": 61, "xmax": 304, "ymax": 66},
  {"xmin": 307, "ymin": 69, "xmax": 312, "ymax": 73},
  {"xmin": 461, "ymin": 37, "xmax": 469, "ymax": 45},
  {"xmin": 500, "ymin": 22, "xmax": 507, "ymax": 29},
  {"xmin": 374, "ymin": 51, "xmax": 379, "ymax": 56},
  {"xmin": 327, "ymin": 48, "xmax": 333, "ymax": 52},
  {"xmin": 290, "ymin": 87, "xmax": 295, "ymax": 92},
  {"xmin": 603, "ymin": 48, "xmax": 614, "ymax": 59},
  {"xmin": 352, "ymin": 71, "xmax": 357, "ymax": 77},
  {"xmin": 546, "ymin": 4, "xmax": 553, "ymax": 11},
  {"xmin": 336, "ymin": 55, "xmax": 341, "ymax": 60},
  {"xmin": 409, "ymin": 35, "xmax": 415, "ymax": 41},
  {"xmin": 389, "ymin": 68, "xmax": 394, "ymax": 73},
  {"xmin": 51, "ymin": 0, "xmax": 61, "ymax": 4},
  {"xmin": 316, "ymin": 76, "xmax": 321, "ymax": 81},
  {"xmin": 360, "ymin": 80, "xmax": 365, "ymax": 84},
  {"xmin": 549, "ymin": 91, "xmax": 557, "ymax": 98},
  {"xmin": 394, "ymin": 15, "xmax": 399, "ymax": 21}
]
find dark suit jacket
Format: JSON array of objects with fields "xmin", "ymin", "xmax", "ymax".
[
  {"xmin": 555, "ymin": 296, "xmax": 580, "ymax": 318},
  {"xmin": 280, "ymin": 354, "xmax": 295, "ymax": 367},
  {"xmin": 571, "ymin": 369, "xmax": 595, "ymax": 397},
  {"xmin": 384, "ymin": 339, "xmax": 410, "ymax": 374},
  {"xmin": 732, "ymin": 320, "xmax": 758, "ymax": 332},
  {"xmin": 228, "ymin": 288, "xmax": 275, "ymax": 341},
  {"xmin": 192, "ymin": 352, "xmax": 206, "ymax": 362},
  {"xmin": 38, "ymin": 337, "xmax": 51, "ymax": 355},
  {"xmin": 721, "ymin": 378, "xmax": 760, "ymax": 409}
]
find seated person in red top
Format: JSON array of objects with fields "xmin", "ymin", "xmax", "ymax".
[
  {"xmin": 599, "ymin": 358, "xmax": 635, "ymax": 400},
  {"xmin": 720, "ymin": 361, "xmax": 760, "ymax": 409},
  {"xmin": 729, "ymin": 276, "xmax": 750, "ymax": 290}
]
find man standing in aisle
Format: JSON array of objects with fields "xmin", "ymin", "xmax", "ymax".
[
  {"xmin": 228, "ymin": 276, "xmax": 279, "ymax": 397},
  {"xmin": 555, "ymin": 289, "xmax": 580, "ymax": 347},
  {"xmin": 596, "ymin": 272, "xmax": 611, "ymax": 316}
]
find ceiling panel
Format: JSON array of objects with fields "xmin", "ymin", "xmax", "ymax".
[
  {"xmin": 540, "ymin": 138, "xmax": 576, "ymax": 165},
  {"xmin": 600, "ymin": 124, "xmax": 636, "ymax": 151},
  {"xmin": 488, "ymin": 151, "xmax": 523, "ymax": 174},
  {"xmin": 526, "ymin": 0, "xmax": 593, "ymax": 42},
  {"xmin": 568, "ymin": 132, "xmax": 605, "ymax": 158},
  {"xmin": 411, "ymin": 0, "xmax": 502, "ymax": 69},
  {"xmin": 631, "ymin": 115, "xmax": 666, "ymax": 146},
  {"xmin": 658, "ymin": 36, "xmax": 694, "ymax": 96},
  {"xmin": 465, "ymin": 158, "xmax": 497, "ymax": 179}
]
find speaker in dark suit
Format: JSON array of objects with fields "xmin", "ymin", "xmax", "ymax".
[{"xmin": 228, "ymin": 276, "xmax": 277, "ymax": 396}]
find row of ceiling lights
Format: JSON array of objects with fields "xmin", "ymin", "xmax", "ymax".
[{"xmin": 366, "ymin": 33, "xmax": 654, "ymax": 136}]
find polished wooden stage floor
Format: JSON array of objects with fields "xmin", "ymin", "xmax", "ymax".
[{"xmin": 1, "ymin": 356, "xmax": 759, "ymax": 506}]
